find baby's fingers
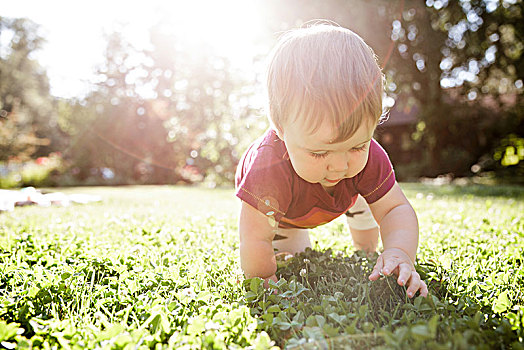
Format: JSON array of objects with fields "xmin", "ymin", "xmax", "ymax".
[
  {"xmin": 405, "ymin": 272, "xmax": 420, "ymax": 298},
  {"xmin": 396, "ymin": 262, "xmax": 413, "ymax": 286},
  {"xmin": 419, "ymin": 280, "xmax": 429, "ymax": 297},
  {"xmin": 381, "ymin": 258, "xmax": 400, "ymax": 276},
  {"xmin": 369, "ymin": 256, "xmax": 384, "ymax": 281},
  {"xmin": 406, "ymin": 271, "xmax": 428, "ymax": 298}
]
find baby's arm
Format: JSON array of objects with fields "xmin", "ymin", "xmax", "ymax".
[
  {"xmin": 238, "ymin": 201, "xmax": 278, "ymax": 287},
  {"xmin": 368, "ymin": 183, "xmax": 428, "ymax": 297}
]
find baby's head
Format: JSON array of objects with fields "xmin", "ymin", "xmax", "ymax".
[{"xmin": 267, "ymin": 22, "xmax": 384, "ymax": 142}]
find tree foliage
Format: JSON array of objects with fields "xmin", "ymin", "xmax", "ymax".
[
  {"xmin": 381, "ymin": 0, "xmax": 523, "ymax": 177},
  {"xmin": 0, "ymin": 17, "xmax": 63, "ymax": 162},
  {"xmin": 260, "ymin": 0, "xmax": 523, "ymax": 179},
  {"xmin": 1, "ymin": 1, "xmax": 522, "ymax": 186},
  {"xmin": 59, "ymin": 24, "xmax": 266, "ymax": 185}
]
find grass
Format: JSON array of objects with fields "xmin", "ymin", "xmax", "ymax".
[{"xmin": 0, "ymin": 183, "xmax": 523, "ymax": 349}]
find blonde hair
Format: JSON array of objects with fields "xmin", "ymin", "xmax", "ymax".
[{"xmin": 267, "ymin": 22, "xmax": 384, "ymax": 143}]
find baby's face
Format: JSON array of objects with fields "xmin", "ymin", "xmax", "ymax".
[{"xmin": 280, "ymin": 120, "xmax": 374, "ymax": 190}]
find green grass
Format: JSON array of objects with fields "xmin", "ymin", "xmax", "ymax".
[{"xmin": 1, "ymin": 184, "xmax": 523, "ymax": 349}]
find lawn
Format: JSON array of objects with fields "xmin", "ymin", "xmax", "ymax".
[{"xmin": 1, "ymin": 184, "xmax": 523, "ymax": 349}]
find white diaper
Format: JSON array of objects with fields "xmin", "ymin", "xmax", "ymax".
[
  {"xmin": 345, "ymin": 194, "xmax": 378, "ymax": 230},
  {"xmin": 272, "ymin": 228, "xmax": 311, "ymax": 255}
]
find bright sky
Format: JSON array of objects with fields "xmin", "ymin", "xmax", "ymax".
[{"xmin": 2, "ymin": 0, "xmax": 268, "ymax": 99}]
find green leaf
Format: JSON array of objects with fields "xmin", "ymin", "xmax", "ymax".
[
  {"xmin": 268, "ymin": 279, "xmax": 279, "ymax": 289},
  {"xmin": 410, "ymin": 324, "xmax": 434, "ymax": 340},
  {"xmin": 305, "ymin": 315, "xmax": 317, "ymax": 327},
  {"xmin": 266, "ymin": 305, "xmax": 281, "ymax": 313},
  {"xmin": 315, "ymin": 315, "xmax": 326, "ymax": 328},
  {"xmin": 0, "ymin": 321, "xmax": 21, "ymax": 342},
  {"xmin": 160, "ymin": 313, "xmax": 171, "ymax": 334},
  {"xmin": 114, "ymin": 333, "xmax": 133, "ymax": 347},
  {"xmin": 277, "ymin": 321, "xmax": 291, "ymax": 330},
  {"xmin": 196, "ymin": 291, "xmax": 212, "ymax": 304},
  {"xmin": 291, "ymin": 311, "xmax": 304, "ymax": 325},
  {"xmin": 493, "ymin": 291, "xmax": 511, "ymax": 313},
  {"xmin": 414, "ymin": 295, "xmax": 422, "ymax": 309},
  {"xmin": 328, "ymin": 312, "xmax": 341, "ymax": 324},
  {"xmin": 168, "ymin": 301, "xmax": 178, "ymax": 312},
  {"xmin": 245, "ymin": 291, "xmax": 257, "ymax": 302},
  {"xmin": 187, "ymin": 317, "xmax": 206, "ymax": 335},
  {"xmin": 253, "ymin": 331, "xmax": 276, "ymax": 350},
  {"xmin": 358, "ymin": 304, "xmax": 369, "ymax": 317},
  {"xmin": 394, "ymin": 326, "xmax": 408, "ymax": 343},
  {"xmin": 96, "ymin": 323, "xmax": 125, "ymax": 342},
  {"xmin": 27, "ymin": 286, "xmax": 39, "ymax": 298},
  {"xmin": 322, "ymin": 324, "xmax": 339, "ymax": 337},
  {"xmin": 428, "ymin": 315, "xmax": 439, "ymax": 336},
  {"xmin": 250, "ymin": 278, "xmax": 263, "ymax": 293},
  {"xmin": 303, "ymin": 326, "xmax": 325, "ymax": 341},
  {"xmin": 261, "ymin": 313, "xmax": 273, "ymax": 324}
]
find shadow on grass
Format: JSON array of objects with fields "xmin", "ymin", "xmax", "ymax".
[{"xmin": 244, "ymin": 249, "xmax": 522, "ymax": 349}]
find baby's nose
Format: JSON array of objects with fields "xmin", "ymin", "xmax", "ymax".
[{"xmin": 327, "ymin": 152, "xmax": 349, "ymax": 172}]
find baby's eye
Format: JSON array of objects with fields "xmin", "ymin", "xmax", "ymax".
[
  {"xmin": 310, "ymin": 152, "xmax": 328, "ymax": 159},
  {"xmin": 351, "ymin": 145, "xmax": 367, "ymax": 152}
]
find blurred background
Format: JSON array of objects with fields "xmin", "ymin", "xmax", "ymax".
[{"xmin": 1, "ymin": 0, "xmax": 522, "ymax": 189}]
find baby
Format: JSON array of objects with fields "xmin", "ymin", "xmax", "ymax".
[{"xmin": 235, "ymin": 23, "xmax": 428, "ymax": 298}]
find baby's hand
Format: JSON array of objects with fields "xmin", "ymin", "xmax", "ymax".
[{"xmin": 369, "ymin": 248, "xmax": 428, "ymax": 298}]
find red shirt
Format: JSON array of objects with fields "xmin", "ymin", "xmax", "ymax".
[{"xmin": 235, "ymin": 129, "xmax": 395, "ymax": 229}]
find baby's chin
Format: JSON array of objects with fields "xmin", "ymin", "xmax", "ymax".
[
  {"xmin": 320, "ymin": 173, "xmax": 359, "ymax": 186},
  {"xmin": 320, "ymin": 178, "xmax": 344, "ymax": 186}
]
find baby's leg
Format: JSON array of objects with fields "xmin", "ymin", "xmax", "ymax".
[
  {"xmin": 272, "ymin": 228, "xmax": 311, "ymax": 256},
  {"xmin": 346, "ymin": 195, "xmax": 379, "ymax": 253}
]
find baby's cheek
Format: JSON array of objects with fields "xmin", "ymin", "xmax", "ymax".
[
  {"xmin": 296, "ymin": 161, "xmax": 324, "ymax": 182},
  {"xmin": 350, "ymin": 153, "xmax": 369, "ymax": 175}
]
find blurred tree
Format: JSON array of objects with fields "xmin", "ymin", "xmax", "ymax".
[
  {"xmin": 259, "ymin": 0, "xmax": 523, "ymax": 179},
  {"xmin": 59, "ymin": 31, "xmax": 180, "ymax": 184},
  {"xmin": 0, "ymin": 17, "xmax": 62, "ymax": 161},
  {"xmin": 3, "ymin": 2, "xmax": 522, "ymax": 185},
  {"xmin": 60, "ymin": 25, "xmax": 266, "ymax": 185},
  {"xmin": 379, "ymin": 0, "xmax": 523, "ymax": 177},
  {"xmin": 145, "ymin": 23, "xmax": 267, "ymax": 185}
]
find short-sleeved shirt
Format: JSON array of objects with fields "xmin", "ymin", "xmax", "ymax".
[{"xmin": 235, "ymin": 129, "xmax": 395, "ymax": 229}]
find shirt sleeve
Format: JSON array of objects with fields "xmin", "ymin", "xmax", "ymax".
[
  {"xmin": 355, "ymin": 139, "xmax": 396, "ymax": 204},
  {"xmin": 235, "ymin": 143, "xmax": 292, "ymax": 223}
]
